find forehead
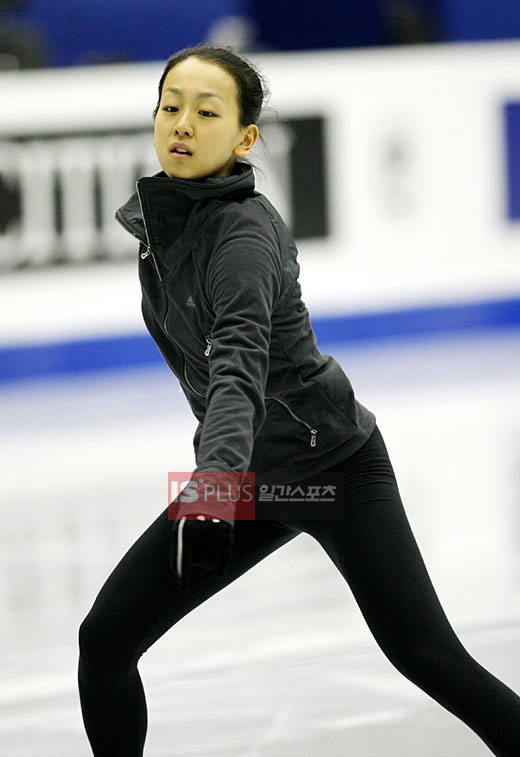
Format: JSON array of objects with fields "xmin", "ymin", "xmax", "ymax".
[{"xmin": 162, "ymin": 57, "xmax": 238, "ymax": 103}]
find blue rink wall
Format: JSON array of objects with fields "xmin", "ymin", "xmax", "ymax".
[{"xmin": 2, "ymin": 296, "xmax": 520, "ymax": 383}]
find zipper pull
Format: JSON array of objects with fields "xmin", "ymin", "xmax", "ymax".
[
  {"xmin": 310, "ymin": 429, "xmax": 317, "ymax": 447},
  {"xmin": 140, "ymin": 248, "xmax": 151, "ymax": 259},
  {"xmin": 204, "ymin": 335, "xmax": 212, "ymax": 357}
]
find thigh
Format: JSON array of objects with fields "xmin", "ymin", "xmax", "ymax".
[
  {"xmin": 81, "ymin": 506, "xmax": 300, "ymax": 661},
  {"xmin": 297, "ymin": 427, "xmax": 454, "ymax": 647}
]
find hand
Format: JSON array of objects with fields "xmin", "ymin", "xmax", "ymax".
[{"xmin": 169, "ymin": 515, "xmax": 234, "ymax": 593}]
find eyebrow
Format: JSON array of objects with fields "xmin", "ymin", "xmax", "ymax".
[{"xmin": 165, "ymin": 87, "xmax": 224, "ymax": 102}]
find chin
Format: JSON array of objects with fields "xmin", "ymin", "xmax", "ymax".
[{"xmin": 164, "ymin": 166, "xmax": 199, "ymax": 180}]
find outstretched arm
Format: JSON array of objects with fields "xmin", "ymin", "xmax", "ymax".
[{"xmin": 169, "ymin": 211, "xmax": 282, "ymax": 588}]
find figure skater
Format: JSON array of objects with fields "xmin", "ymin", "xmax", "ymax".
[{"xmin": 78, "ymin": 44, "xmax": 520, "ymax": 755}]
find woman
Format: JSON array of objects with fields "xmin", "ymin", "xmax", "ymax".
[{"xmin": 78, "ymin": 44, "xmax": 520, "ymax": 756}]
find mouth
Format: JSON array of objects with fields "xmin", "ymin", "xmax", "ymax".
[{"xmin": 170, "ymin": 143, "xmax": 193, "ymax": 158}]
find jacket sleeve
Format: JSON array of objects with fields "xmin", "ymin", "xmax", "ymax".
[{"xmin": 192, "ymin": 209, "xmax": 282, "ymax": 488}]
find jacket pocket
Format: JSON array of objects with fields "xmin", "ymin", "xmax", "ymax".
[
  {"xmin": 265, "ymin": 395, "xmax": 317, "ymax": 447},
  {"xmin": 183, "ymin": 358, "xmax": 206, "ymax": 399}
]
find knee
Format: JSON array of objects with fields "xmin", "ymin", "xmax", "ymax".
[
  {"xmin": 386, "ymin": 640, "xmax": 436, "ymax": 682},
  {"xmin": 78, "ymin": 611, "xmax": 101, "ymax": 659},
  {"xmin": 78, "ymin": 604, "xmax": 145, "ymax": 672},
  {"xmin": 78, "ymin": 608, "xmax": 118, "ymax": 665},
  {"xmin": 382, "ymin": 634, "xmax": 465, "ymax": 689}
]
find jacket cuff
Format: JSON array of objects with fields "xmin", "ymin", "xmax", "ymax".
[{"xmin": 171, "ymin": 470, "xmax": 247, "ymax": 522}]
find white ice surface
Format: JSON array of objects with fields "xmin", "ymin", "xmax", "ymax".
[{"xmin": 1, "ymin": 329, "xmax": 520, "ymax": 755}]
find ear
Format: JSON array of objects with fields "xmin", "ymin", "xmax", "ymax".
[{"xmin": 234, "ymin": 124, "xmax": 259, "ymax": 158}]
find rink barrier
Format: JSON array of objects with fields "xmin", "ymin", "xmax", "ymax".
[{"xmin": 1, "ymin": 296, "xmax": 520, "ymax": 383}]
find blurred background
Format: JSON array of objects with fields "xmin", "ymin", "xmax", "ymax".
[
  {"xmin": 1, "ymin": 2, "xmax": 520, "ymax": 755},
  {"xmin": 2, "ymin": 0, "xmax": 520, "ymax": 69}
]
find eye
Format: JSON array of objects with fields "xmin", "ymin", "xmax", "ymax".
[
  {"xmin": 163, "ymin": 106, "xmax": 179, "ymax": 113},
  {"xmin": 199, "ymin": 110, "xmax": 217, "ymax": 117}
]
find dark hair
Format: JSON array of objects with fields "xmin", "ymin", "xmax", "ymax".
[{"xmin": 153, "ymin": 43, "xmax": 269, "ymax": 127}]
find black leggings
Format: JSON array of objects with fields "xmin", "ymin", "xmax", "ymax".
[{"xmin": 77, "ymin": 425, "xmax": 520, "ymax": 755}]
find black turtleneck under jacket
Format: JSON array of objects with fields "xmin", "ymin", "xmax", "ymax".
[{"xmin": 115, "ymin": 161, "xmax": 376, "ymax": 491}]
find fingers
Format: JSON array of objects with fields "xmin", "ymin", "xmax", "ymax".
[
  {"xmin": 214, "ymin": 540, "xmax": 232, "ymax": 578},
  {"xmin": 169, "ymin": 517, "xmax": 233, "ymax": 592},
  {"xmin": 214, "ymin": 524, "xmax": 234, "ymax": 578}
]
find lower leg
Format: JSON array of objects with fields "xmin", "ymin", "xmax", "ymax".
[
  {"xmin": 379, "ymin": 607, "xmax": 520, "ymax": 755},
  {"xmin": 78, "ymin": 644, "xmax": 148, "ymax": 757},
  {"xmin": 77, "ymin": 504, "xmax": 176, "ymax": 757}
]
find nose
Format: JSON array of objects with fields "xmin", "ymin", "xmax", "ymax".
[{"xmin": 174, "ymin": 113, "xmax": 193, "ymax": 138}]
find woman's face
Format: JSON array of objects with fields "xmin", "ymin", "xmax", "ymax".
[{"xmin": 154, "ymin": 56, "xmax": 258, "ymax": 180}]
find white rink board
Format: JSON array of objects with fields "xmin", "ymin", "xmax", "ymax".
[{"xmin": 1, "ymin": 42, "xmax": 520, "ymax": 344}]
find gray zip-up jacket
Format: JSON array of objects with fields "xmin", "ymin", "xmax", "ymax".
[{"xmin": 116, "ymin": 161, "xmax": 376, "ymax": 490}]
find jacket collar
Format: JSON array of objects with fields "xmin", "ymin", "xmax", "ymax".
[
  {"xmin": 147, "ymin": 159, "xmax": 255, "ymax": 200},
  {"xmin": 115, "ymin": 161, "xmax": 255, "ymax": 245}
]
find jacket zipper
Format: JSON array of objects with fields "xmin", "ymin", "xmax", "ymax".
[
  {"xmin": 135, "ymin": 183, "xmax": 173, "ymax": 356},
  {"xmin": 134, "ymin": 181, "xmax": 206, "ymax": 399},
  {"xmin": 265, "ymin": 396, "xmax": 318, "ymax": 447},
  {"xmin": 114, "ymin": 203, "xmax": 160, "ymax": 278},
  {"xmin": 135, "ymin": 183, "xmax": 163, "ymax": 282},
  {"xmin": 183, "ymin": 335, "xmax": 211, "ymax": 397}
]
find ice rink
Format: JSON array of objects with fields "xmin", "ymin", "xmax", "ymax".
[{"xmin": 1, "ymin": 327, "xmax": 520, "ymax": 756}]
